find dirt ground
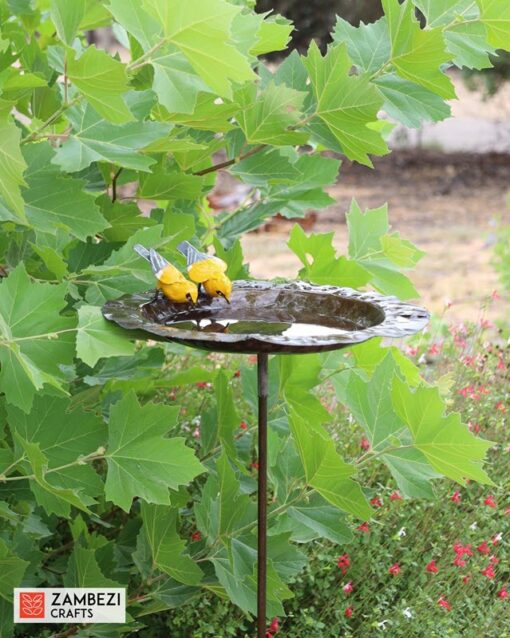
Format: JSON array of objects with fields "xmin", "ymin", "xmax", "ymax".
[{"xmin": 242, "ymin": 150, "xmax": 510, "ymax": 322}]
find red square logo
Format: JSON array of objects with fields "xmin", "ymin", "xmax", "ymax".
[{"xmin": 19, "ymin": 592, "xmax": 45, "ymax": 619}]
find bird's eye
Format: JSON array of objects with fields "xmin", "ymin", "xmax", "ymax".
[{"xmin": 216, "ymin": 291, "xmax": 223, "ymax": 298}]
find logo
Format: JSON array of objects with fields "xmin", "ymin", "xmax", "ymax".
[
  {"xmin": 19, "ymin": 592, "xmax": 45, "ymax": 619},
  {"xmin": 14, "ymin": 588, "xmax": 125, "ymax": 624}
]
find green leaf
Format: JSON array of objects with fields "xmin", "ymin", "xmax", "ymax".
[
  {"xmin": 0, "ymin": 538, "xmax": 28, "ymax": 602},
  {"xmin": 332, "ymin": 16, "xmax": 391, "ymax": 73},
  {"xmin": 0, "ymin": 263, "xmax": 75, "ymax": 412},
  {"xmin": 288, "ymin": 409, "xmax": 372, "ymax": 520},
  {"xmin": 303, "ymin": 42, "xmax": 388, "ymax": 167},
  {"xmin": 15, "ymin": 434, "xmax": 92, "ymax": 516},
  {"xmin": 383, "ymin": 0, "xmax": 456, "ymax": 99},
  {"xmin": 412, "ymin": 0, "xmax": 478, "ymax": 27},
  {"xmin": 141, "ymin": 502, "xmax": 203, "ymax": 585},
  {"xmin": 445, "ymin": 21, "xmax": 496, "ymax": 69},
  {"xmin": 251, "ymin": 15, "xmax": 293, "ymax": 56},
  {"xmin": 51, "ymin": 0, "xmax": 86, "ymax": 45},
  {"xmin": 392, "ymin": 377, "xmax": 494, "ymax": 485},
  {"xmin": 150, "ymin": 46, "xmax": 211, "ymax": 114},
  {"xmin": 288, "ymin": 224, "xmax": 371, "ymax": 289},
  {"xmin": 52, "ymin": 103, "xmax": 170, "ymax": 173},
  {"xmin": 76, "ymin": 305, "xmax": 136, "ymax": 367},
  {"xmin": 477, "ymin": 0, "xmax": 510, "ymax": 50},
  {"xmin": 108, "ymin": 0, "xmax": 160, "ymax": 50},
  {"xmin": 67, "ymin": 46, "xmax": 133, "ymax": 124},
  {"xmin": 7, "ymin": 395, "xmax": 105, "ymax": 499},
  {"xmin": 143, "ymin": 0, "xmax": 256, "ymax": 98},
  {"xmin": 195, "ymin": 452, "xmax": 251, "ymax": 543},
  {"xmin": 273, "ymin": 493, "xmax": 353, "ymax": 545},
  {"xmin": 346, "ymin": 200, "xmax": 424, "ymax": 298},
  {"xmin": 105, "ymin": 391, "xmax": 205, "ymax": 511},
  {"xmin": 100, "ymin": 197, "xmax": 157, "ymax": 242},
  {"xmin": 23, "ymin": 143, "xmax": 109, "ymax": 241},
  {"xmin": 0, "ymin": 106, "xmax": 27, "ymax": 222},
  {"xmin": 382, "ymin": 447, "xmax": 441, "ymax": 499},
  {"xmin": 214, "ymin": 372, "xmax": 240, "ymax": 460},
  {"xmin": 138, "ymin": 169, "xmax": 203, "ymax": 201},
  {"xmin": 64, "ymin": 546, "xmax": 120, "ymax": 587},
  {"xmin": 237, "ymin": 81, "xmax": 308, "ymax": 146},
  {"xmin": 345, "ymin": 354, "xmax": 405, "ymax": 448},
  {"xmin": 375, "ymin": 74, "xmax": 451, "ymax": 128}
]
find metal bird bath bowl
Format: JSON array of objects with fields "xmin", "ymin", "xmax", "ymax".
[{"xmin": 102, "ymin": 280, "xmax": 429, "ymax": 637}]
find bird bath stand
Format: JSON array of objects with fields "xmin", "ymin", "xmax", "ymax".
[{"xmin": 102, "ymin": 280, "xmax": 429, "ymax": 637}]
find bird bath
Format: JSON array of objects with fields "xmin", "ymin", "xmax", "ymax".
[{"xmin": 102, "ymin": 280, "xmax": 429, "ymax": 637}]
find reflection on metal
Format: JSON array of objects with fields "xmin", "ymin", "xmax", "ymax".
[
  {"xmin": 102, "ymin": 280, "xmax": 430, "ymax": 354},
  {"xmin": 102, "ymin": 279, "xmax": 429, "ymax": 638}
]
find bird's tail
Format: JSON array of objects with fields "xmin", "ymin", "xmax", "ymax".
[
  {"xmin": 177, "ymin": 240, "xmax": 204, "ymax": 266},
  {"xmin": 134, "ymin": 244, "xmax": 168, "ymax": 275}
]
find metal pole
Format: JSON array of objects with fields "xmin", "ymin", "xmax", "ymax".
[{"xmin": 257, "ymin": 353, "xmax": 269, "ymax": 638}]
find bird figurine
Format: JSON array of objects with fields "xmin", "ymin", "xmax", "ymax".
[
  {"xmin": 177, "ymin": 240, "xmax": 232, "ymax": 303},
  {"xmin": 134, "ymin": 244, "xmax": 198, "ymax": 305}
]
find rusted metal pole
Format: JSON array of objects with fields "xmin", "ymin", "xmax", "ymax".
[{"xmin": 257, "ymin": 353, "xmax": 269, "ymax": 638}]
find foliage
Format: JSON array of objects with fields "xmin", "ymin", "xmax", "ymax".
[{"xmin": 0, "ymin": 1, "xmax": 508, "ymax": 636}]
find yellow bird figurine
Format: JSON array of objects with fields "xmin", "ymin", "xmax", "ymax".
[
  {"xmin": 177, "ymin": 241, "xmax": 232, "ymax": 303},
  {"xmin": 134, "ymin": 244, "xmax": 198, "ymax": 305}
]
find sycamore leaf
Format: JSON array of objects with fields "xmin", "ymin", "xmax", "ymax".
[
  {"xmin": 138, "ymin": 169, "xmax": 203, "ymax": 201},
  {"xmin": 7, "ymin": 395, "xmax": 105, "ymax": 499},
  {"xmin": 375, "ymin": 74, "xmax": 451, "ymax": 128},
  {"xmin": 105, "ymin": 392, "xmax": 205, "ymax": 512},
  {"xmin": 67, "ymin": 46, "xmax": 133, "ymax": 124},
  {"xmin": 194, "ymin": 452, "xmax": 251, "ymax": 543},
  {"xmin": 143, "ymin": 0, "xmax": 255, "ymax": 98},
  {"xmin": 392, "ymin": 377, "xmax": 494, "ymax": 485},
  {"xmin": 52, "ymin": 102, "xmax": 171, "ymax": 173},
  {"xmin": 303, "ymin": 42, "xmax": 388, "ymax": 167},
  {"xmin": 0, "ymin": 107, "xmax": 27, "ymax": 221},
  {"xmin": 412, "ymin": 0, "xmax": 479, "ymax": 27},
  {"xmin": 99, "ymin": 197, "xmax": 157, "ymax": 242},
  {"xmin": 0, "ymin": 264, "xmax": 76, "ymax": 412},
  {"xmin": 236, "ymin": 82, "xmax": 307, "ymax": 146},
  {"xmin": 345, "ymin": 354, "xmax": 405, "ymax": 448},
  {"xmin": 382, "ymin": 447, "xmax": 441, "ymax": 499},
  {"xmin": 0, "ymin": 539, "xmax": 28, "ymax": 602},
  {"xmin": 477, "ymin": 0, "xmax": 510, "ymax": 50},
  {"xmin": 76, "ymin": 305, "xmax": 136, "ymax": 367},
  {"xmin": 108, "ymin": 0, "xmax": 160, "ymax": 51},
  {"xmin": 288, "ymin": 409, "xmax": 372, "ymax": 520},
  {"xmin": 332, "ymin": 16, "xmax": 391, "ymax": 73},
  {"xmin": 383, "ymin": 0, "xmax": 456, "ymax": 99},
  {"xmin": 23, "ymin": 143, "xmax": 109, "ymax": 241},
  {"xmin": 141, "ymin": 502, "xmax": 203, "ymax": 585},
  {"xmin": 64, "ymin": 546, "xmax": 120, "ymax": 587},
  {"xmin": 251, "ymin": 15, "xmax": 293, "ymax": 56},
  {"xmin": 15, "ymin": 434, "xmax": 92, "ymax": 516},
  {"xmin": 51, "ymin": 0, "xmax": 86, "ymax": 45}
]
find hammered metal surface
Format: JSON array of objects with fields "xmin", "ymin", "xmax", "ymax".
[{"xmin": 102, "ymin": 280, "xmax": 430, "ymax": 354}]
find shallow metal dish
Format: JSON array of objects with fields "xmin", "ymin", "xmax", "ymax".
[{"xmin": 102, "ymin": 280, "xmax": 429, "ymax": 354}]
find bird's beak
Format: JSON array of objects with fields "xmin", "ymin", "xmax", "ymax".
[
  {"xmin": 186, "ymin": 293, "xmax": 196, "ymax": 305},
  {"xmin": 217, "ymin": 291, "xmax": 230, "ymax": 304}
]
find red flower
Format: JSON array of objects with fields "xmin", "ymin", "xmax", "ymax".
[
  {"xmin": 343, "ymin": 581, "xmax": 354, "ymax": 595},
  {"xmin": 191, "ymin": 531, "xmax": 201, "ymax": 542},
  {"xmin": 496, "ymin": 401, "xmax": 507, "ymax": 413},
  {"xmin": 360, "ymin": 436, "xmax": 370, "ymax": 451},
  {"xmin": 484, "ymin": 495, "xmax": 497, "ymax": 509},
  {"xmin": 497, "ymin": 358, "xmax": 505, "ymax": 371},
  {"xmin": 269, "ymin": 618, "xmax": 279, "ymax": 633},
  {"xmin": 426, "ymin": 560, "xmax": 439, "ymax": 574},
  {"xmin": 239, "ymin": 421, "xmax": 248, "ymax": 430},
  {"xmin": 389, "ymin": 563, "xmax": 401, "ymax": 576},
  {"xmin": 195, "ymin": 382, "xmax": 210, "ymax": 389},
  {"xmin": 390, "ymin": 491, "xmax": 402, "ymax": 501},
  {"xmin": 505, "ymin": 507, "xmax": 510, "ymax": 516},
  {"xmin": 344, "ymin": 607, "xmax": 353, "ymax": 618},
  {"xmin": 482, "ymin": 563, "xmax": 496, "ymax": 579},
  {"xmin": 337, "ymin": 554, "xmax": 350, "ymax": 575},
  {"xmin": 453, "ymin": 543, "xmax": 472, "ymax": 557},
  {"xmin": 498, "ymin": 587, "xmax": 508, "ymax": 599},
  {"xmin": 489, "ymin": 555, "xmax": 500, "ymax": 564},
  {"xmin": 266, "ymin": 633, "xmax": 274, "ymax": 638},
  {"xmin": 453, "ymin": 556, "xmax": 466, "ymax": 568},
  {"xmin": 463, "ymin": 575, "xmax": 470, "ymax": 584},
  {"xmin": 357, "ymin": 522, "xmax": 370, "ymax": 533},
  {"xmin": 370, "ymin": 496, "xmax": 383, "ymax": 508},
  {"xmin": 428, "ymin": 343, "xmax": 441, "ymax": 356},
  {"xmin": 492, "ymin": 290, "xmax": 501, "ymax": 301},
  {"xmin": 406, "ymin": 346, "xmax": 418, "ymax": 357},
  {"xmin": 234, "ymin": 369, "xmax": 241, "ymax": 378},
  {"xmin": 451, "ymin": 491, "xmax": 462, "ymax": 503},
  {"xmin": 438, "ymin": 596, "xmax": 452, "ymax": 611},
  {"xmin": 478, "ymin": 541, "xmax": 490, "ymax": 555},
  {"xmin": 251, "ymin": 461, "xmax": 259, "ymax": 471}
]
